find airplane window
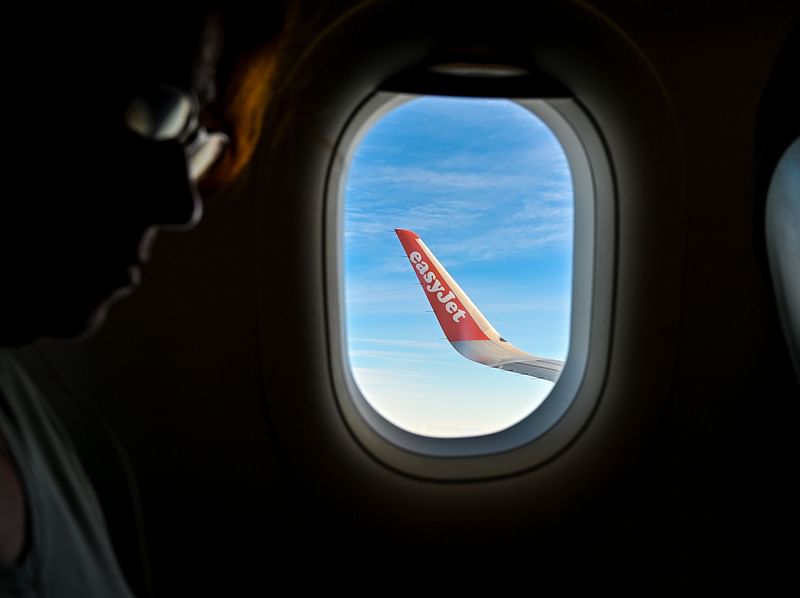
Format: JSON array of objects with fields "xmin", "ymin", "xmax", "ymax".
[{"xmin": 342, "ymin": 96, "xmax": 573, "ymax": 438}]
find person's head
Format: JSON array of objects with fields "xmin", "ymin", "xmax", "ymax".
[{"xmin": 0, "ymin": 3, "xmax": 292, "ymax": 345}]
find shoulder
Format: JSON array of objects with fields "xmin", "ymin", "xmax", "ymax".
[{"xmin": 0, "ymin": 348, "xmax": 136, "ymax": 596}]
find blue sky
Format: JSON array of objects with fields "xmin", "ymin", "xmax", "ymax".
[{"xmin": 343, "ymin": 96, "xmax": 573, "ymax": 437}]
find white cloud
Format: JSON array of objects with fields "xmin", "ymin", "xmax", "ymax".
[
  {"xmin": 351, "ymin": 366, "xmax": 432, "ymax": 386},
  {"xmin": 349, "ymin": 349, "xmax": 445, "ymax": 364},
  {"xmin": 348, "ymin": 164, "xmax": 550, "ymax": 196},
  {"xmin": 343, "ymin": 282, "xmax": 423, "ymax": 313},
  {"xmin": 432, "ymin": 220, "xmax": 573, "ymax": 262},
  {"xmin": 350, "ymin": 337, "xmax": 444, "ymax": 349}
]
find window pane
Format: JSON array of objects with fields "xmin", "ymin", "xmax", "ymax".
[{"xmin": 344, "ymin": 96, "xmax": 573, "ymax": 438}]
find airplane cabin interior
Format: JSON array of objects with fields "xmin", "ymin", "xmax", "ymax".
[{"xmin": 7, "ymin": 0, "xmax": 798, "ymax": 594}]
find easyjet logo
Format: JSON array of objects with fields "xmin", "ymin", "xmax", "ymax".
[{"xmin": 408, "ymin": 251, "xmax": 467, "ymax": 323}]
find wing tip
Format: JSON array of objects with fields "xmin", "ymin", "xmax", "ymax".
[{"xmin": 394, "ymin": 228, "xmax": 418, "ymax": 239}]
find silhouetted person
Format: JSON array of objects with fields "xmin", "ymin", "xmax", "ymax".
[{"xmin": 0, "ymin": 4, "xmax": 293, "ymax": 595}]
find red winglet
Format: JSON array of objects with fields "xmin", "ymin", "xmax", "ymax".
[{"xmin": 395, "ymin": 229, "xmax": 489, "ymax": 342}]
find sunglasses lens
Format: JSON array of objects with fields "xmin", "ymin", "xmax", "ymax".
[
  {"xmin": 124, "ymin": 85, "xmax": 228, "ymax": 182},
  {"xmin": 124, "ymin": 85, "xmax": 197, "ymax": 141}
]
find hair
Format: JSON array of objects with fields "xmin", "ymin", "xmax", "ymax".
[{"xmin": 198, "ymin": 0, "xmax": 329, "ymax": 193}]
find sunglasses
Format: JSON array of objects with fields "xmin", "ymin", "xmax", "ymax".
[{"xmin": 123, "ymin": 85, "xmax": 229, "ymax": 182}]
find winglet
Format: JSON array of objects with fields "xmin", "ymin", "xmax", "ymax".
[
  {"xmin": 395, "ymin": 229, "xmax": 564, "ymax": 382},
  {"xmin": 395, "ymin": 229, "xmax": 499, "ymax": 343}
]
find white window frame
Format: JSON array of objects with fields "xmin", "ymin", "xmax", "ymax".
[{"xmin": 325, "ymin": 91, "xmax": 614, "ymax": 480}]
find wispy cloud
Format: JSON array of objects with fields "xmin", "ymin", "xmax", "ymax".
[
  {"xmin": 348, "ymin": 165, "xmax": 539, "ymax": 193},
  {"xmin": 350, "ymin": 337, "xmax": 444, "ymax": 349},
  {"xmin": 351, "ymin": 367, "xmax": 438, "ymax": 387},
  {"xmin": 345, "ymin": 195, "xmax": 490, "ymax": 241},
  {"xmin": 349, "ymin": 349, "xmax": 442, "ymax": 363},
  {"xmin": 432, "ymin": 221, "xmax": 572, "ymax": 263},
  {"xmin": 344, "ymin": 282, "xmax": 423, "ymax": 313},
  {"xmin": 345, "ymin": 191, "xmax": 573, "ymax": 262}
]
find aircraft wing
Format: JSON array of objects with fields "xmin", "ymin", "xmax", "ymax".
[{"xmin": 395, "ymin": 228, "xmax": 564, "ymax": 383}]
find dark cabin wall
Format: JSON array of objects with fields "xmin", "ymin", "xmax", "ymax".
[
  {"xmin": 22, "ymin": 0, "xmax": 797, "ymax": 594},
  {"xmin": 592, "ymin": 1, "xmax": 799, "ymax": 590}
]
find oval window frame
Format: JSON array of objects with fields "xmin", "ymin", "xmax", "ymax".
[{"xmin": 325, "ymin": 88, "xmax": 615, "ymax": 480}]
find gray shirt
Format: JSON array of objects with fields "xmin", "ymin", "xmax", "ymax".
[{"xmin": 0, "ymin": 351, "xmax": 134, "ymax": 597}]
